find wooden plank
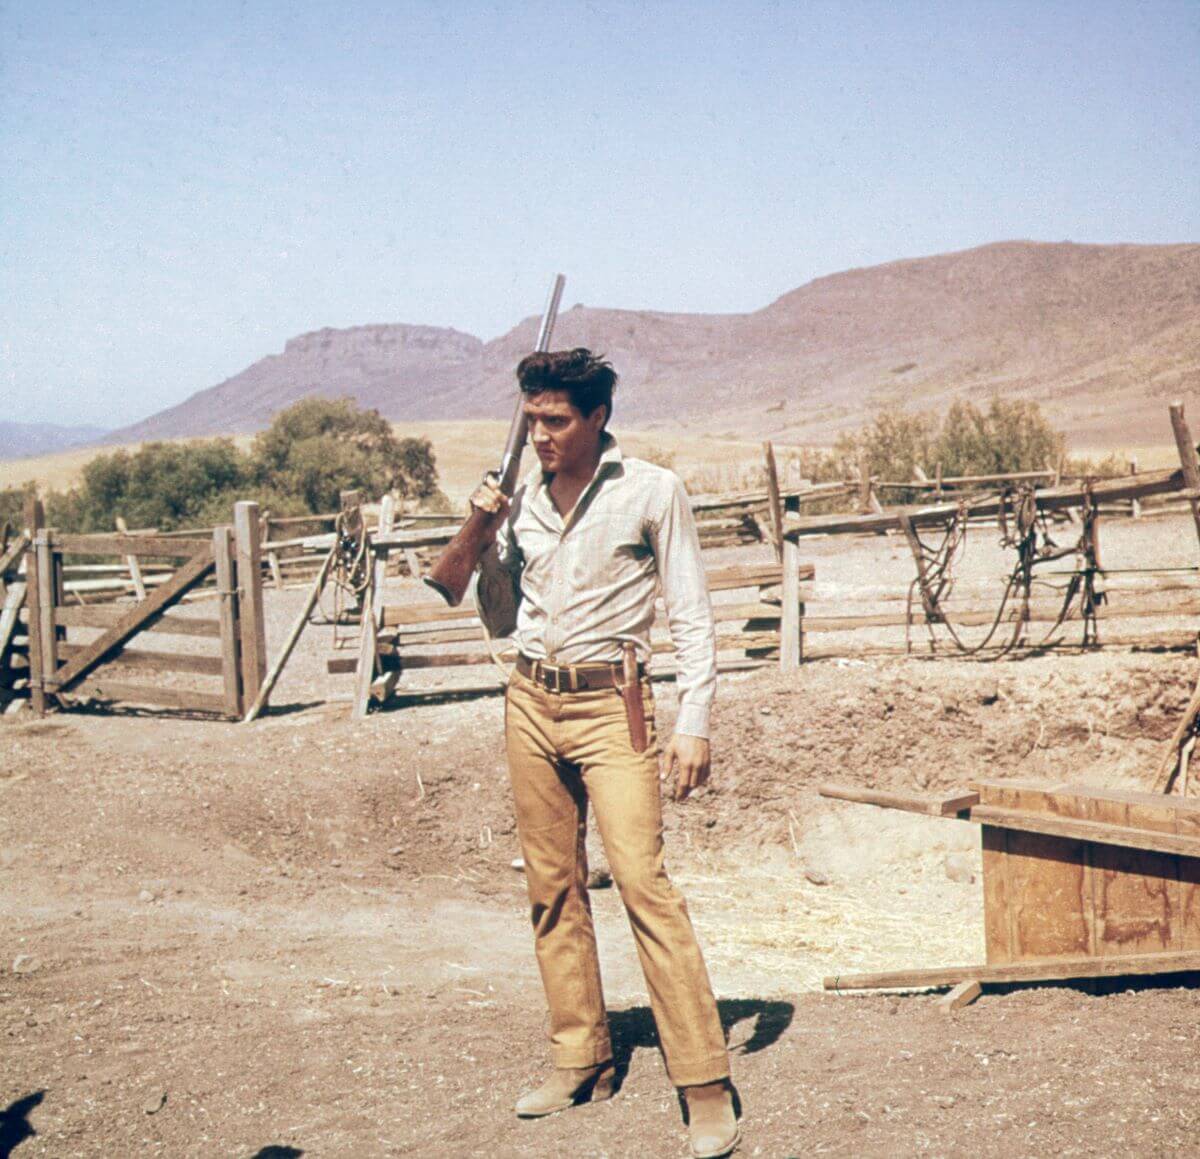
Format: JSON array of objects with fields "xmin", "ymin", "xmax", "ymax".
[
  {"xmin": 375, "ymin": 493, "xmax": 395, "ymax": 583},
  {"xmin": 1004, "ymin": 828, "xmax": 1092, "ymax": 959},
  {"xmin": 1081, "ymin": 792, "xmax": 1179, "ymax": 957},
  {"xmin": 938, "ymin": 979, "xmax": 982, "ymax": 1013},
  {"xmin": 234, "ymin": 501, "xmax": 268, "ymax": 707},
  {"xmin": 47, "ymin": 547, "xmax": 214, "ymax": 691},
  {"xmin": 981, "ymin": 825, "xmax": 1012, "ymax": 964},
  {"xmin": 70, "ymin": 678, "xmax": 229, "ymax": 714},
  {"xmin": 35, "ymin": 534, "xmax": 59, "ymax": 703},
  {"xmin": 1169, "ymin": 401, "xmax": 1200, "ymax": 552},
  {"xmin": 763, "ymin": 441, "xmax": 784, "ymax": 563},
  {"xmin": 352, "ymin": 586, "xmax": 378, "ymax": 718},
  {"xmin": 244, "ymin": 543, "xmax": 335, "ymax": 722},
  {"xmin": 51, "ymin": 533, "xmax": 213, "ymax": 558},
  {"xmin": 823, "ymin": 949, "xmax": 1200, "ymax": 991},
  {"xmin": 799, "ymin": 631, "xmax": 1199, "ymax": 660},
  {"xmin": 0, "ymin": 533, "xmax": 29, "ymax": 580},
  {"xmin": 383, "ymin": 602, "xmax": 487, "ymax": 628},
  {"xmin": 899, "ymin": 513, "xmax": 938, "ymax": 622},
  {"xmin": 23, "ymin": 498, "xmax": 45, "ymax": 714},
  {"xmin": 819, "ymin": 784, "xmax": 979, "ymax": 816},
  {"xmin": 213, "ymin": 526, "xmax": 243, "ymax": 717},
  {"xmin": 0, "ymin": 582, "xmax": 26, "ymax": 663},
  {"xmin": 114, "ymin": 517, "xmax": 147, "ymax": 600},
  {"xmin": 1092, "ymin": 842, "xmax": 1178, "ymax": 956},
  {"xmin": 54, "ymin": 605, "xmax": 221, "ymax": 638},
  {"xmin": 799, "ymin": 600, "xmax": 1199, "ymax": 632},
  {"xmin": 780, "ymin": 538, "xmax": 802, "ymax": 669},
  {"xmin": 969, "ymin": 805, "xmax": 1200, "ymax": 859},
  {"xmin": 58, "ymin": 641, "xmax": 223, "ymax": 676},
  {"xmin": 1180, "ymin": 825, "xmax": 1200, "ymax": 949},
  {"xmin": 705, "ymin": 563, "xmax": 787, "ymax": 591},
  {"xmin": 785, "ymin": 468, "xmax": 1186, "ymax": 538},
  {"xmin": 972, "ymin": 780, "xmax": 1200, "ymax": 822}
]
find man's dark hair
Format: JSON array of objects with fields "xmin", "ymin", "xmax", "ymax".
[{"xmin": 516, "ymin": 348, "xmax": 618, "ymax": 426}]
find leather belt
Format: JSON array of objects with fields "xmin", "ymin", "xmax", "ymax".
[{"xmin": 515, "ymin": 653, "xmax": 643, "ymax": 693}]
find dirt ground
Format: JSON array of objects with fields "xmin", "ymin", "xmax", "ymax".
[{"xmin": 4, "ymin": 514, "xmax": 1200, "ymax": 1157}]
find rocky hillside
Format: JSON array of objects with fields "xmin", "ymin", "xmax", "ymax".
[{"xmin": 109, "ymin": 241, "xmax": 1200, "ymax": 446}]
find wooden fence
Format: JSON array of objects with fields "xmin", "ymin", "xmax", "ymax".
[
  {"xmin": 6, "ymin": 499, "xmax": 268, "ymax": 719},
  {"xmin": 327, "ymin": 540, "xmax": 812, "ymax": 716}
]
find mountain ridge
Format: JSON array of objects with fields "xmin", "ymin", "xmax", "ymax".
[
  {"xmin": 0, "ymin": 421, "xmax": 112, "ymax": 461},
  {"xmin": 107, "ymin": 241, "xmax": 1200, "ymax": 447}
]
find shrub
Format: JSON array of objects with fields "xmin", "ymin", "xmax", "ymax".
[
  {"xmin": 46, "ymin": 440, "xmax": 254, "ymax": 532},
  {"xmin": 934, "ymin": 397, "xmax": 1064, "ymax": 477},
  {"xmin": 251, "ymin": 398, "xmax": 438, "ymax": 511},
  {"xmin": 0, "ymin": 483, "xmax": 37, "ymax": 536}
]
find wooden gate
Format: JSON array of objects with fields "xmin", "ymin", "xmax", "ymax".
[{"xmin": 21, "ymin": 499, "xmax": 266, "ymax": 719}]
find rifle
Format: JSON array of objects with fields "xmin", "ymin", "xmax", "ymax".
[{"xmin": 424, "ymin": 273, "xmax": 566, "ymax": 606}]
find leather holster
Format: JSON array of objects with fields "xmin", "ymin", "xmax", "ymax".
[{"xmin": 617, "ymin": 642, "xmax": 648, "ymax": 753}]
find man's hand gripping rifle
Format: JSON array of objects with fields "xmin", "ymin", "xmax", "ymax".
[{"xmin": 424, "ymin": 274, "xmax": 565, "ymax": 607}]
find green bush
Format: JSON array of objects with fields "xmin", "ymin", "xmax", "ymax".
[
  {"xmin": 46, "ymin": 440, "xmax": 252, "ymax": 532},
  {"xmin": 25, "ymin": 398, "xmax": 444, "ymax": 533},
  {"xmin": 251, "ymin": 398, "xmax": 438, "ymax": 513},
  {"xmin": 0, "ymin": 482, "xmax": 37, "ymax": 536},
  {"xmin": 935, "ymin": 397, "xmax": 1064, "ymax": 477}
]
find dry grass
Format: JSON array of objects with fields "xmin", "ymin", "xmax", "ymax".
[
  {"xmin": 0, "ymin": 420, "xmax": 1180, "ymax": 506},
  {"xmin": 678, "ymin": 849, "xmax": 985, "ymax": 994},
  {"xmin": 0, "ymin": 421, "xmax": 776, "ymax": 505}
]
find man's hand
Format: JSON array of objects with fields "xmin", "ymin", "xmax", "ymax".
[
  {"xmin": 469, "ymin": 471, "xmax": 509, "ymax": 516},
  {"xmin": 468, "ymin": 472, "xmax": 510, "ymax": 546},
  {"xmin": 664, "ymin": 734, "xmax": 711, "ymax": 801}
]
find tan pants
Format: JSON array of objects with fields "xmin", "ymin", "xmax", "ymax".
[{"xmin": 505, "ymin": 668, "xmax": 729, "ymax": 1088}]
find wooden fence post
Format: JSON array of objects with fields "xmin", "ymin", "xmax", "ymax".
[
  {"xmin": 857, "ymin": 451, "xmax": 872, "ymax": 513},
  {"xmin": 234, "ymin": 501, "xmax": 267, "ymax": 709},
  {"xmin": 1129, "ymin": 457, "xmax": 1141, "ymax": 519},
  {"xmin": 780, "ymin": 536, "xmax": 803, "ymax": 669},
  {"xmin": 115, "ymin": 516, "xmax": 146, "ymax": 599},
  {"xmin": 763, "ymin": 442, "xmax": 784, "ymax": 563},
  {"xmin": 375, "ymin": 493, "xmax": 395, "ymax": 593},
  {"xmin": 899, "ymin": 513, "xmax": 938, "ymax": 624},
  {"xmin": 34, "ymin": 531, "xmax": 59, "ymax": 705},
  {"xmin": 213, "ymin": 526, "xmax": 243, "ymax": 718},
  {"xmin": 1169, "ymin": 402, "xmax": 1200, "ymax": 552},
  {"xmin": 23, "ymin": 496, "xmax": 46, "ymax": 715}
]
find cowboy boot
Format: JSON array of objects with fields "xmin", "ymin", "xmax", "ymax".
[
  {"xmin": 514, "ymin": 1062, "xmax": 616, "ymax": 1118},
  {"xmin": 684, "ymin": 1080, "xmax": 740, "ymax": 1158}
]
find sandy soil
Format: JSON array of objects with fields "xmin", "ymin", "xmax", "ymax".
[{"xmin": 3, "ymin": 515, "xmax": 1200, "ymax": 1157}]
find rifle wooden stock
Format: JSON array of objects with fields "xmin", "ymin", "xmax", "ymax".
[
  {"xmin": 424, "ymin": 505, "xmax": 503, "ymax": 607},
  {"xmin": 424, "ymin": 273, "xmax": 565, "ymax": 607}
]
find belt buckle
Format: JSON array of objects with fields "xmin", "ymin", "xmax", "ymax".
[{"xmin": 547, "ymin": 663, "xmax": 561, "ymax": 693}]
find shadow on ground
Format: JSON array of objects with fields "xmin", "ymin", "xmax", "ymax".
[{"xmin": 0, "ymin": 1091, "xmax": 44, "ymax": 1159}]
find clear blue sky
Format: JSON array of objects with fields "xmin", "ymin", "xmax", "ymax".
[{"xmin": 3, "ymin": 0, "xmax": 1197, "ymax": 428}]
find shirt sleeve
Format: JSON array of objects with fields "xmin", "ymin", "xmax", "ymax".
[
  {"xmin": 474, "ymin": 498, "xmax": 523, "ymax": 639},
  {"xmin": 649, "ymin": 473, "xmax": 717, "ymax": 739}
]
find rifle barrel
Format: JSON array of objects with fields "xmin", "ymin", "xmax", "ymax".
[{"xmin": 498, "ymin": 273, "xmax": 565, "ymax": 496}]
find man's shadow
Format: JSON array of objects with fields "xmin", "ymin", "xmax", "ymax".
[
  {"xmin": 608, "ymin": 998, "xmax": 794, "ymax": 1119},
  {"xmin": 0, "ymin": 1091, "xmax": 44, "ymax": 1159}
]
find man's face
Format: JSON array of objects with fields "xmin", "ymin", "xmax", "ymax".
[{"xmin": 523, "ymin": 390, "xmax": 605, "ymax": 475}]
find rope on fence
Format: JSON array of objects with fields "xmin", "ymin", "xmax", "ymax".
[
  {"xmin": 903, "ymin": 483, "xmax": 1107, "ymax": 660},
  {"xmin": 317, "ymin": 506, "xmax": 372, "ymax": 645}
]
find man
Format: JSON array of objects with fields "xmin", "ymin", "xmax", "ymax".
[{"xmin": 471, "ymin": 348, "xmax": 740, "ymax": 1158}]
